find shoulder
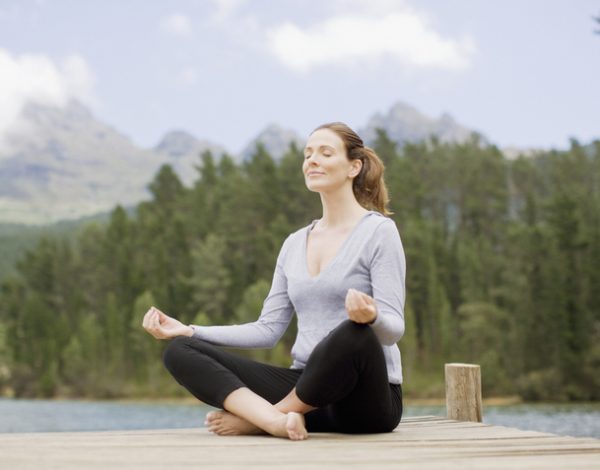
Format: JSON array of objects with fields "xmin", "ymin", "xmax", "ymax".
[
  {"xmin": 364, "ymin": 214, "xmax": 404, "ymax": 260},
  {"xmin": 285, "ymin": 221, "xmax": 312, "ymax": 245},
  {"xmin": 277, "ymin": 220, "xmax": 312, "ymax": 256},
  {"xmin": 364, "ymin": 212, "xmax": 400, "ymax": 238}
]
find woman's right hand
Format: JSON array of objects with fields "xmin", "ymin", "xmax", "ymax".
[{"xmin": 142, "ymin": 306, "xmax": 194, "ymax": 340}]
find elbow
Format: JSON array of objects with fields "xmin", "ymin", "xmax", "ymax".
[
  {"xmin": 394, "ymin": 322, "xmax": 405, "ymax": 345},
  {"xmin": 256, "ymin": 321, "xmax": 286, "ymax": 348},
  {"xmin": 264, "ymin": 336, "xmax": 280, "ymax": 348},
  {"xmin": 372, "ymin": 313, "xmax": 405, "ymax": 346},
  {"xmin": 380, "ymin": 329, "xmax": 403, "ymax": 346}
]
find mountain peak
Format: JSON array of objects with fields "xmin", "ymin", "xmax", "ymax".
[
  {"xmin": 20, "ymin": 99, "xmax": 93, "ymax": 127},
  {"xmin": 154, "ymin": 130, "xmax": 202, "ymax": 157},
  {"xmin": 360, "ymin": 100, "xmax": 478, "ymax": 146},
  {"xmin": 241, "ymin": 124, "xmax": 303, "ymax": 161}
]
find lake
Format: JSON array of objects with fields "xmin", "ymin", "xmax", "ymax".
[{"xmin": 1, "ymin": 398, "xmax": 599, "ymax": 438}]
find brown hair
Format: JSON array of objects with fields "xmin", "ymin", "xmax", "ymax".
[{"xmin": 312, "ymin": 122, "xmax": 393, "ymax": 216}]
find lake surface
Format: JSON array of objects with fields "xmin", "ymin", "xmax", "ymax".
[{"xmin": 1, "ymin": 398, "xmax": 599, "ymax": 438}]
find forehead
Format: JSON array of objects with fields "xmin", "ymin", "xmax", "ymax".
[{"xmin": 305, "ymin": 128, "xmax": 345, "ymax": 150}]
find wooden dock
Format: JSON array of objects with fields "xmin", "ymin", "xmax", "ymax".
[{"xmin": 1, "ymin": 415, "xmax": 599, "ymax": 469}]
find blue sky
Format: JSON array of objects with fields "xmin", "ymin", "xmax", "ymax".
[{"xmin": 0, "ymin": 0, "xmax": 598, "ymax": 153}]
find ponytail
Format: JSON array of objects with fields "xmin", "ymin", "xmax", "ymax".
[{"xmin": 350, "ymin": 146, "xmax": 393, "ymax": 216}]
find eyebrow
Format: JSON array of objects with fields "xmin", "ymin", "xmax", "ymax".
[{"xmin": 304, "ymin": 145, "xmax": 335, "ymax": 152}]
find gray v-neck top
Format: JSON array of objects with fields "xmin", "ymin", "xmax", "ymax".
[{"xmin": 191, "ymin": 210, "xmax": 407, "ymax": 384}]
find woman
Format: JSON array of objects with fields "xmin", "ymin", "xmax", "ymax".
[{"xmin": 142, "ymin": 122, "xmax": 406, "ymax": 441}]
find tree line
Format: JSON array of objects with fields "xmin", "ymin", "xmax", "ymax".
[{"xmin": 0, "ymin": 131, "xmax": 598, "ymax": 402}]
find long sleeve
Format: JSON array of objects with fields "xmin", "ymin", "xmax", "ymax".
[
  {"xmin": 190, "ymin": 236, "xmax": 294, "ymax": 348},
  {"xmin": 368, "ymin": 219, "xmax": 407, "ymax": 346}
]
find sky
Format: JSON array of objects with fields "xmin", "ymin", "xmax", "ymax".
[{"xmin": 0, "ymin": 0, "xmax": 599, "ymax": 153}]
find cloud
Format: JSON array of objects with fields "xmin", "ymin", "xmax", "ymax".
[
  {"xmin": 159, "ymin": 13, "xmax": 193, "ymax": 38},
  {"xmin": 265, "ymin": 6, "xmax": 475, "ymax": 73},
  {"xmin": 0, "ymin": 48, "xmax": 95, "ymax": 148}
]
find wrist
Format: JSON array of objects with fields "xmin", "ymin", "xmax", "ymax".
[{"xmin": 186, "ymin": 325, "xmax": 195, "ymax": 337}]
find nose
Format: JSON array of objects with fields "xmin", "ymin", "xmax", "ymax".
[
  {"xmin": 306, "ymin": 152, "xmax": 322, "ymax": 164},
  {"xmin": 305, "ymin": 157, "xmax": 320, "ymax": 171}
]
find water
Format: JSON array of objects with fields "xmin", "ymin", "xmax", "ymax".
[
  {"xmin": 0, "ymin": 398, "xmax": 208, "ymax": 433},
  {"xmin": 1, "ymin": 398, "xmax": 599, "ymax": 438},
  {"xmin": 403, "ymin": 403, "xmax": 600, "ymax": 439}
]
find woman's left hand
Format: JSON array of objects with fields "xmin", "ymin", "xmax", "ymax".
[{"xmin": 345, "ymin": 288, "xmax": 378, "ymax": 324}]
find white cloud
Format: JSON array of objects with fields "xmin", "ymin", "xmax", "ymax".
[
  {"xmin": 159, "ymin": 13, "xmax": 193, "ymax": 38},
  {"xmin": 266, "ymin": 7, "xmax": 475, "ymax": 73},
  {"xmin": 0, "ymin": 48, "xmax": 95, "ymax": 148}
]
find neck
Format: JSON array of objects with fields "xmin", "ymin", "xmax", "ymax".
[{"xmin": 318, "ymin": 186, "xmax": 369, "ymax": 229}]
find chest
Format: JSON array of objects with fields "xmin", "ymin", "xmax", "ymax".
[{"xmin": 305, "ymin": 229, "xmax": 352, "ymax": 278}]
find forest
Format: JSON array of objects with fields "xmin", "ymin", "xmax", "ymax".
[{"xmin": 0, "ymin": 130, "xmax": 598, "ymax": 402}]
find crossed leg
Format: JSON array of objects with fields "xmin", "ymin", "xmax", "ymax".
[
  {"xmin": 163, "ymin": 320, "xmax": 400, "ymax": 439},
  {"xmin": 206, "ymin": 387, "xmax": 314, "ymax": 439},
  {"xmin": 205, "ymin": 387, "xmax": 315, "ymax": 438},
  {"xmin": 162, "ymin": 336, "xmax": 313, "ymax": 440}
]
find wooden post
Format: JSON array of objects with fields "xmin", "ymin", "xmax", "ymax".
[{"xmin": 445, "ymin": 363, "xmax": 483, "ymax": 422}]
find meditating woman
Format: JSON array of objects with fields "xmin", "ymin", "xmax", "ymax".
[{"xmin": 142, "ymin": 121, "xmax": 406, "ymax": 440}]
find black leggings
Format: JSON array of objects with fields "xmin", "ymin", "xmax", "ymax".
[{"xmin": 162, "ymin": 320, "xmax": 402, "ymax": 433}]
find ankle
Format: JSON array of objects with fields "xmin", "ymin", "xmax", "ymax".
[{"xmin": 263, "ymin": 413, "xmax": 289, "ymax": 437}]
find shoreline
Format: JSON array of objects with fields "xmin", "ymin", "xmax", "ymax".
[{"xmin": 5, "ymin": 395, "xmax": 599, "ymax": 407}]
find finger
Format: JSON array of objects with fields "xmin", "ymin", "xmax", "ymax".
[
  {"xmin": 155, "ymin": 312, "xmax": 169, "ymax": 338},
  {"xmin": 357, "ymin": 295, "xmax": 376, "ymax": 321},
  {"xmin": 348, "ymin": 289, "xmax": 358, "ymax": 310},
  {"xmin": 151, "ymin": 315, "xmax": 164, "ymax": 339},
  {"xmin": 345, "ymin": 289, "xmax": 355, "ymax": 309},
  {"xmin": 346, "ymin": 293, "xmax": 359, "ymax": 320},
  {"xmin": 360, "ymin": 291, "xmax": 375, "ymax": 306},
  {"xmin": 157, "ymin": 310, "xmax": 169, "ymax": 322},
  {"xmin": 142, "ymin": 308, "xmax": 153, "ymax": 328},
  {"xmin": 351, "ymin": 292, "xmax": 370, "ymax": 322},
  {"xmin": 356, "ymin": 289, "xmax": 369, "ymax": 299},
  {"xmin": 357, "ymin": 293, "xmax": 371, "ymax": 309},
  {"xmin": 345, "ymin": 290, "xmax": 353, "ymax": 310},
  {"xmin": 146, "ymin": 307, "xmax": 159, "ymax": 325}
]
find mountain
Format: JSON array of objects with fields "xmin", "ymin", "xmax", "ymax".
[
  {"xmin": 240, "ymin": 123, "xmax": 303, "ymax": 162},
  {"xmin": 359, "ymin": 101, "xmax": 477, "ymax": 147},
  {"xmin": 153, "ymin": 130, "xmax": 227, "ymax": 186},
  {"xmin": 0, "ymin": 101, "xmax": 164, "ymax": 225},
  {"xmin": 0, "ymin": 99, "xmax": 482, "ymax": 225}
]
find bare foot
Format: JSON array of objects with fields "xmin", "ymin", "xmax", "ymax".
[
  {"xmin": 205, "ymin": 410, "xmax": 265, "ymax": 436},
  {"xmin": 285, "ymin": 412, "xmax": 308, "ymax": 441}
]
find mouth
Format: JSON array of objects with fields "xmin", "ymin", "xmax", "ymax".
[{"xmin": 307, "ymin": 172, "xmax": 325, "ymax": 177}]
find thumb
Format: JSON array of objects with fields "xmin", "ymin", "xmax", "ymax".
[{"xmin": 156, "ymin": 309, "xmax": 169, "ymax": 321}]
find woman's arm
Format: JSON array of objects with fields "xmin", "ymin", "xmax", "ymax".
[
  {"xmin": 190, "ymin": 236, "xmax": 294, "ymax": 348},
  {"xmin": 366, "ymin": 219, "xmax": 407, "ymax": 345}
]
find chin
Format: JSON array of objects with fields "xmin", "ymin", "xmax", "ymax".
[{"xmin": 305, "ymin": 180, "xmax": 326, "ymax": 191}]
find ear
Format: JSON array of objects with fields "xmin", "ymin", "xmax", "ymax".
[{"xmin": 348, "ymin": 159, "xmax": 362, "ymax": 179}]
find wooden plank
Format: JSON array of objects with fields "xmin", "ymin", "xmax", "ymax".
[{"xmin": 0, "ymin": 416, "xmax": 598, "ymax": 469}]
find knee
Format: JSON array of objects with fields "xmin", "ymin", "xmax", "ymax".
[
  {"xmin": 162, "ymin": 335, "xmax": 194, "ymax": 373},
  {"xmin": 329, "ymin": 320, "xmax": 378, "ymax": 351}
]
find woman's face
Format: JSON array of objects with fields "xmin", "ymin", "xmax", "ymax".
[{"xmin": 303, "ymin": 128, "xmax": 361, "ymax": 193}]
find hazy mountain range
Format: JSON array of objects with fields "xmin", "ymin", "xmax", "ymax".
[{"xmin": 0, "ymin": 99, "xmax": 508, "ymax": 225}]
